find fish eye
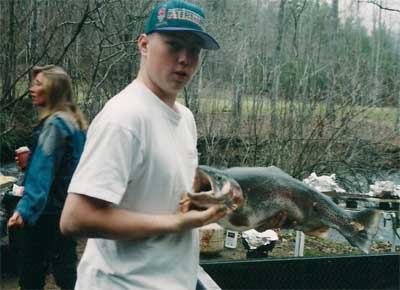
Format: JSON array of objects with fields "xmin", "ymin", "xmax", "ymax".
[{"xmin": 215, "ymin": 175, "xmax": 223, "ymax": 184}]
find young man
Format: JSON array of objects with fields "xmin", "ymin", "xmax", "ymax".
[{"xmin": 60, "ymin": 1, "xmax": 223, "ymax": 289}]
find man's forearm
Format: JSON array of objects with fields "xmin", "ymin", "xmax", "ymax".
[
  {"xmin": 60, "ymin": 192, "xmax": 225, "ymax": 240},
  {"xmin": 60, "ymin": 193, "xmax": 182, "ymax": 240}
]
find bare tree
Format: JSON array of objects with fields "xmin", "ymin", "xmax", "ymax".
[
  {"xmin": 1, "ymin": 0, "xmax": 398, "ymax": 179},
  {"xmin": 271, "ymin": 0, "xmax": 287, "ymax": 134},
  {"xmin": 358, "ymin": 0, "xmax": 400, "ymax": 13}
]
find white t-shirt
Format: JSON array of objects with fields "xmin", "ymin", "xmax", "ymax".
[{"xmin": 68, "ymin": 80, "xmax": 199, "ymax": 290}]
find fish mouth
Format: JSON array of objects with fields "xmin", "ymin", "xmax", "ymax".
[
  {"xmin": 189, "ymin": 166, "xmax": 244, "ymax": 212},
  {"xmin": 192, "ymin": 167, "xmax": 215, "ymax": 194}
]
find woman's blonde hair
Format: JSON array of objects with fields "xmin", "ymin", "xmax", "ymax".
[{"xmin": 32, "ymin": 65, "xmax": 87, "ymax": 129}]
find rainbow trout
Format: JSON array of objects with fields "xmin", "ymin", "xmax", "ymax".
[{"xmin": 188, "ymin": 165, "xmax": 382, "ymax": 253}]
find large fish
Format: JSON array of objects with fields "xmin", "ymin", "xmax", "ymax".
[{"xmin": 188, "ymin": 165, "xmax": 382, "ymax": 253}]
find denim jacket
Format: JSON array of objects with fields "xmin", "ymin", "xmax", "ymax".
[{"xmin": 16, "ymin": 111, "xmax": 86, "ymax": 225}]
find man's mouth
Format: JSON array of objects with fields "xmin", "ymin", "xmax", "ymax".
[{"xmin": 174, "ymin": 71, "xmax": 188, "ymax": 80}]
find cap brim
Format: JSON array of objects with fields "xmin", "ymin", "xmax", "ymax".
[{"xmin": 151, "ymin": 27, "xmax": 220, "ymax": 50}]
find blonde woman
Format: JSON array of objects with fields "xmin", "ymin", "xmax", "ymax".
[{"xmin": 8, "ymin": 65, "xmax": 86, "ymax": 289}]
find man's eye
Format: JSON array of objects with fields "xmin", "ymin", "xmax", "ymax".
[
  {"xmin": 168, "ymin": 42, "xmax": 182, "ymax": 52},
  {"xmin": 191, "ymin": 47, "xmax": 201, "ymax": 56}
]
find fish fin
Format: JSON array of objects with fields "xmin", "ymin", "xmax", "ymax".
[{"xmin": 347, "ymin": 209, "xmax": 382, "ymax": 253}]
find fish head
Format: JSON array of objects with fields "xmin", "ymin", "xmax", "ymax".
[{"xmin": 189, "ymin": 165, "xmax": 244, "ymax": 212}]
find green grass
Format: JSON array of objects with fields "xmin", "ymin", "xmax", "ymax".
[
  {"xmin": 178, "ymin": 92, "xmax": 397, "ymax": 126},
  {"xmin": 360, "ymin": 106, "xmax": 397, "ymax": 124}
]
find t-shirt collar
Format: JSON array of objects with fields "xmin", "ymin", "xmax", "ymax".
[{"xmin": 133, "ymin": 79, "xmax": 182, "ymax": 125}]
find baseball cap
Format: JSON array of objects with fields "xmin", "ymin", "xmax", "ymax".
[{"xmin": 145, "ymin": 0, "xmax": 220, "ymax": 50}]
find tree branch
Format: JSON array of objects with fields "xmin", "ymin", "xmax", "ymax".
[
  {"xmin": 53, "ymin": 3, "xmax": 90, "ymax": 64},
  {"xmin": 0, "ymin": 3, "xmax": 91, "ymax": 111},
  {"xmin": 358, "ymin": 0, "xmax": 400, "ymax": 13}
]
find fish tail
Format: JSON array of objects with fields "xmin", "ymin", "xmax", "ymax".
[{"xmin": 346, "ymin": 209, "xmax": 382, "ymax": 253}]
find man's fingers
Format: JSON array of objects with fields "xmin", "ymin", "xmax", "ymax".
[
  {"xmin": 207, "ymin": 211, "xmax": 226, "ymax": 224},
  {"xmin": 178, "ymin": 204, "xmax": 227, "ymax": 231},
  {"xmin": 203, "ymin": 204, "xmax": 220, "ymax": 215},
  {"xmin": 179, "ymin": 196, "xmax": 190, "ymax": 205},
  {"xmin": 202, "ymin": 205, "xmax": 227, "ymax": 224},
  {"xmin": 179, "ymin": 199, "xmax": 191, "ymax": 213}
]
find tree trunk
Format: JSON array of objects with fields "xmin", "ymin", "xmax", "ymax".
[
  {"xmin": 1, "ymin": 0, "xmax": 16, "ymax": 103},
  {"xmin": 271, "ymin": 0, "xmax": 286, "ymax": 134},
  {"xmin": 372, "ymin": 0, "xmax": 382, "ymax": 106},
  {"xmin": 397, "ymin": 89, "xmax": 400, "ymax": 134},
  {"xmin": 326, "ymin": 0, "xmax": 338, "ymax": 121},
  {"xmin": 29, "ymin": 0, "xmax": 38, "ymax": 67}
]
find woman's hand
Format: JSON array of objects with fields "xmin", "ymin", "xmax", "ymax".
[{"xmin": 7, "ymin": 211, "xmax": 25, "ymax": 229}]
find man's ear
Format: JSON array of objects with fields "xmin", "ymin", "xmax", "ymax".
[{"xmin": 138, "ymin": 34, "xmax": 149, "ymax": 55}]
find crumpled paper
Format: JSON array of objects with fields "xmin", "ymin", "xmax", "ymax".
[
  {"xmin": 241, "ymin": 229, "xmax": 278, "ymax": 250},
  {"xmin": 369, "ymin": 181, "xmax": 400, "ymax": 198},
  {"xmin": 303, "ymin": 172, "xmax": 346, "ymax": 193}
]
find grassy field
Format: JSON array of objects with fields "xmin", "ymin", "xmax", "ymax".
[{"xmin": 178, "ymin": 92, "xmax": 397, "ymax": 125}]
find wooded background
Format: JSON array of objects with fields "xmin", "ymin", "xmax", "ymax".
[{"xmin": 1, "ymin": 0, "xmax": 399, "ymax": 189}]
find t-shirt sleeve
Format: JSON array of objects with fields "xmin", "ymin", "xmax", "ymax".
[{"xmin": 68, "ymin": 121, "xmax": 143, "ymax": 205}]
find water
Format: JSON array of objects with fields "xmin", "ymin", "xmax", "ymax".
[{"xmin": 0, "ymin": 162, "xmax": 19, "ymax": 177}]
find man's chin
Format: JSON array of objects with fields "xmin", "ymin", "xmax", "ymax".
[{"xmin": 169, "ymin": 84, "xmax": 186, "ymax": 95}]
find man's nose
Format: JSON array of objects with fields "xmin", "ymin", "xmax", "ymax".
[{"xmin": 177, "ymin": 48, "xmax": 194, "ymax": 65}]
